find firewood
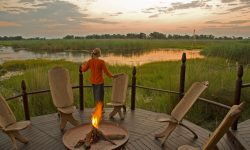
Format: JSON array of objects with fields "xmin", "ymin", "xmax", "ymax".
[
  {"xmin": 74, "ymin": 139, "xmax": 85, "ymax": 148},
  {"xmin": 74, "ymin": 127, "xmax": 125, "ymax": 149},
  {"xmin": 97, "ymin": 129, "xmax": 116, "ymax": 145}
]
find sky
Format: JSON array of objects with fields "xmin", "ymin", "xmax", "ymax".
[{"xmin": 0, "ymin": 0, "xmax": 250, "ymax": 38}]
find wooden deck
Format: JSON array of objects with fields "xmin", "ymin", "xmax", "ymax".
[
  {"xmin": 229, "ymin": 119, "xmax": 250, "ymax": 150},
  {"xmin": 0, "ymin": 108, "xmax": 241, "ymax": 150}
]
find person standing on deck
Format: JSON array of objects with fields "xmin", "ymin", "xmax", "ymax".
[{"xmin": 81, "ymin": 48, "xmax": 115, "ymax": 109}]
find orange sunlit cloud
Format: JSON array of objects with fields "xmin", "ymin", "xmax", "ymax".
[{"xmin": 0, "ymin": 21, "xmax": 21, "ymax": 27}]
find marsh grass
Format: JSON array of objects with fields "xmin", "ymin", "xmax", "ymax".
[
  {"xmin": 202, "ymin": 40, "xmax": 250, "ymax": 63},
  {"xmin": 1, "ymin": 39, "xmax": 250, "ymax": 62},
  {"xmin": 1, "ymin": 58, "xmax": 250, "ymax": 130},
  {"xmin": 0, "ymin": 39, "xmax": 214, "ymax": 52}
]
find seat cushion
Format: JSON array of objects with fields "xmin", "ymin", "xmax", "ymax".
[
  {"xmin": 4, "ymin": 121, "xmax": 31, "ymax": 132},
  {"xmin": 106, "ymin": 102, "xmax": 123, "ymax": 106},
  {"xmin": 57, "ymin": 106, "xmax": 76, "ymax": 114}
]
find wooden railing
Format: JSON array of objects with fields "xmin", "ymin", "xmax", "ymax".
[
  {"xmin": 5, "ymin": 53, "xmax": 246, "ymax": 130},
  {"xmin": 232, "ymin": 65, "xmax": 250, "ymax": 130}
]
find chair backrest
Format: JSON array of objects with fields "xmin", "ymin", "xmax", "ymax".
[
  {"xmin": 0, "ymin": 94, "xmax": 16, "ymax": 128},
  {"xmin": 171, "ymin": 81, "xmax": 209, "ymax": 121},
  {"xmin": 111, "ymin": 74, "xmax": 128, "ymax": 104},
  {"xmin": 48, "ymin": 67, "xmax": 74, "ymax": 108},
  {"xmin": 202, "ymin": 103, "xmax": 244, "ymax": 150}
]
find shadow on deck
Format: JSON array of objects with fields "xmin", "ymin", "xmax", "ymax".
[{"xmin": 0, "ymin": 108, "xmax": 239, "ymax": 150}]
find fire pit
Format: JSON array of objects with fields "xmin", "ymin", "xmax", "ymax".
[{"xmin": 63, "ymin": 102, "xmax": 129, "ymax": 150}]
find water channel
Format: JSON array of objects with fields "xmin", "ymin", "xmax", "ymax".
[{"xmin": 0, "ymin": 47, "xmax": 204, "ymax": 66}]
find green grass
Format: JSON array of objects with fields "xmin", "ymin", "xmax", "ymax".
[
  {"xmin": 1, "ymin": 58, "xmax": 250, "ymax": 130},
  {"xmin": 202, "ymin": 40, "xmax": 250, "ymax": 63},
  {"xmin": 0, "ymin": 39, "xmax": 216, "ymax": 52}
]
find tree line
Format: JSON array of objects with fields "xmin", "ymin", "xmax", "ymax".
[
  {"xmin": 0, "ymin": 32, "xmax": 247, "ymax": 40},
  {"xmin": 0, "ymin": 36, "xmax": 46, "ymax": 41},
  {"xmin": 64, "ymin": 32, "xmax": 245, "ymax": 40}
]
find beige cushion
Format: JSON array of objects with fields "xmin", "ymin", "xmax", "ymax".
[
  {"xmin": 57, "ymin": 106, "xmax": 76, "ymax": 114},
  {"xmin": 111, "ymin": 74, "xmax": 128, "ymax": 104},
  {"xmin": 171, "ymin": 81, "xmax": 208, "ymax": 122},
  {"xmin": 4, "ymin": 121, "xmax": 30, "ymax": 132},
  {"xmin": 0, "ymin": 94, "xmax": 16, "ymax": 128},
  {"xmin": 106, "ymin": 102, "xmax": 123, "ymax": 106},
  {"xmin": 48, "ymin": 67, "xmax": 74, "ymax": 108}
]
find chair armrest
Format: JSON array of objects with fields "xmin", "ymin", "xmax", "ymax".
[{"xmin": 156, "ymin": 117, "xmax": 177, "ymax": 123}]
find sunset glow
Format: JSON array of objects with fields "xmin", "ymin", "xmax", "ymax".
[{"xmin": 0, "ymin": 0, "xmax": 250, "ymax": 37}]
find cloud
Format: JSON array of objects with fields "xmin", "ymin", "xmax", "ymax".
[
  {"xmin": 19, "ymin": 0, "xmax": 36, "ymax": 3},
  {"xmin": 240, "ymin": 0, "xmax": 250, "ymax": 2},
  {"xmin": 201, "ymin": 25, "xmax": 250, "ymax": 37},
  {"xmin": 0, "ymin": 1, "xmax": 88, "ymax": 37},
  {"xmin": 169, "ymin": 1, "xmax": 207, "ymax": 11},
  {"xmin": 228, "ymin": 0, "xmax": 250, "ymax": 12},
  {"xmin": 213, "ymin": 1, "xmax": 250, "ymax": 15},
  {"xmin": 178, "ymin": 26, "xmax": 188, "ymax": 29},
  {"xmin": 143, "ymin": 0, "xmax": 212, "ymax": 18},
  {"xmin": 142, "ymin": 8, "xmax": 155, "ymax": 14},
  {"xmin": 221, "ymin": 0, "xmax": 236, "ymax": 3},
  {"xmin": 148, "ymin": 14, "xmax": 159, "ymax": 18},
  {"xmin": 228, "ymin": 3, "xmax": 238, "ymax": 6},
  {"xmin": 205, "ymin": 19, "xmax": 250, "ymax": 24},
  {"xmin": 228, "ymin": 5, "xmax": 250, "ymax": 12},
  {"xmin": 205, "ymin": 20, "xmax": 223, "ymax": 24},
  {"xmin": 0, "ymin": 21, "xmax": 21, "ymax": 27},
  {"xmin": 228, "ymin": 20, "xmax": 250, "ymax": 24},
  {"xmin": 0, "ymin": 0, "xmax": 55, "ymax": 14},
  {"xmin": 109, "ymin": 12, "xmax": 123, "ymax": 17},
  {"xmin": 82, "ymin": 17, "xmax": 118, "ymax": 24}
]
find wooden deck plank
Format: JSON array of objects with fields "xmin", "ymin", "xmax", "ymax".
[
  {"xmin": 230, "ymin": 119, "xmax": 250, "ymax": 150},
  {"xmin": 0, "ymin": 108, "xmax": 244, "ymax": 150}
]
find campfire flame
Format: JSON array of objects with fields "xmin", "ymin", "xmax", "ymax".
[
  {"xmin": 74, "ymin": 101, "xmax": 125, "ymax": 148},
  {"xmin": 91, "ymin": 102, "xmax": 103, "ymax": 129}
]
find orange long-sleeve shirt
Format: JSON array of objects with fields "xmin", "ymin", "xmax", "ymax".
[{"xmin": 81, "ymin": 58, "xmax": 113, "ymax": 84}]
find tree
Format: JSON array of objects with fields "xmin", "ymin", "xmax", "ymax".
[
  {"xmin": 139, "ymin": 33, "xmax": 146, "ymax": 39},
  {"xmin": 63, "ymin": 35, "xmax": 74, "ymax": 39},
  {"xmin": 149, "ymin": 32, "xmax": 166, "ymax": 39}
]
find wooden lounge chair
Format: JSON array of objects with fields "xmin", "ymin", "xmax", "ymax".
[
  {"xmin": 178, "ymin": 102, "xmax": 244, "ymax": 150},
  {"xmin": 48, "ymin": 67, "xmax": 80, "ymax": 130},
  {"xmin": 107, "ymin": 74, "xmax": 128, "ymax": 120},
  {"xmin": 0, "ymin": 94, "xmax": 31, "ymax": 150},
  {"xmin": 155, "ymin": 81, "xmax": 209, "ymax": 147}
]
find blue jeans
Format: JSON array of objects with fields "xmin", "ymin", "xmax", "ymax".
[{"xmin": 92, "ymin": 83, "xmax": 104, "ymax": 104}]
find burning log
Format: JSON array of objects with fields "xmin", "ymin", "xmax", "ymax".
[
  {"xmin": 74, "ymin": 102, "xmax": 125, "ymax": 149},
  {"xmin": 74, "ymin": 126, "xmax": 125, "ymax": 149}
]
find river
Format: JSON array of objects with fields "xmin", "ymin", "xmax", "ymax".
[{"xmin": 0, "ymin": 47, "xmax": 204, "ymax": 66}]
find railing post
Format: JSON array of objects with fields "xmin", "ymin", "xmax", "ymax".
[
  {"xmin": 21, "ymin": 80, "xmax": 30, "ymax": 120},
  {"xmin": 179, "ymin": 53, "xmax": 186, "ymax": 100},
  {"xmin": 232, "ymin": 65, "xmax": 243, "ymax": 130},
  {"xmin": 79, "ymin": 65, "xmax": 84, "ymax": 111},
  {"xmin": 131, "ymin": 66, "xmax": 136, "ymax": 110}
]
